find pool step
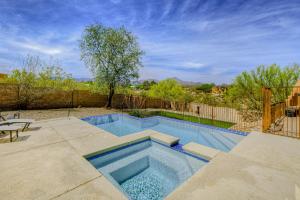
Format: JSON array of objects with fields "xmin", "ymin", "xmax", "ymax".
[
  {"xmin": 171, "ymin": 143, "xmax": 184, "ymax": 152},
  {"xmin": 183, "ymin": 142, "xmax": 220, "ymax": 161},
  {"xmin": 206, "ymin": 133, "xmax": 233, "ymax": 151},
  {"xmin": 148, "ymin": 130, "xmax": 180, "ymax": 146}
]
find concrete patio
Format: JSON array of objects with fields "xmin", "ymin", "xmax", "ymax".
[{"xmin": 0, "ymin": 117, "xmax": 300, "ymax": 200}]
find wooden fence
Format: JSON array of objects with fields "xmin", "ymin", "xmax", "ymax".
[
  {"xmin": 262, "ymin": 87, "xmax": 300, "ymax": 138},
  {"xmin": 271, "ymin": 102, "xmax": 285, "ymax": 124},
  {"xmin": 189, "ymin": 103, "xmax": 242, "ymax": 123}
]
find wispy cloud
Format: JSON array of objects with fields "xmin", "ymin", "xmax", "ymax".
[
  {"xmin": 11, "ymin": 41, "xmax": 62, "ymax": 55},
  {"xmin": 110, "ymin": 0, "xmax": 122, "ymax": 4},
  {"xmin": 0, "ymin": 0, "xmax": 300, "ymax": 83},
  {"xmin": 183, "ymin": 62, "xmax": 205, "ymax": 69}
]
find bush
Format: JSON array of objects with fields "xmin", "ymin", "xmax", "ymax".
[
  {"xmin": 196, "ymin": 83, "xmax": 215, "ymax": 93},
  {"xmin": 225, "ymin": 64, "xmax": 300, "ymax": 121}
]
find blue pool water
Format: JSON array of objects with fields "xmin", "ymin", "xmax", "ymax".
[
  {"xmin": 87, "ymin": 139, "xmax": 207, "ymax": 200},
  {"xmin": 83, "ymin": 114, "xmax": 247, "ymax": 152}
]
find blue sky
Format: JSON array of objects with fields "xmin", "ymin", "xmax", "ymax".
[{"xmin": 0, "ymin": 0, "xmax": 300, "ymax": 83}]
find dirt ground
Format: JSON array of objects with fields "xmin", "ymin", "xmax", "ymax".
[{"xmin": 1, "ymin": 107, "xmax": 119, "ymax": 121}]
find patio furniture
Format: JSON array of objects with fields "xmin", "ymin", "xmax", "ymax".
[
  {"xmin": 0, "ymin": 112, "xmax": 20, "ymax": 121},
  {"xmin": 0, "ymin": 119, "xmax": 35, "ymax": 131},
  {"xmin": 0, "ymin": 125, "xmax": 19, "ymax": 142},
  {"xmin": 270, "ymin": 116, "xmax": 285, "ymax": 132},
  {"xmin": 0, "ymin": 115, "xmax": 5, "ymax": 121},
  {"xmin": 285, "ymin": 107, "xmax": 299, "ymax": 117}
]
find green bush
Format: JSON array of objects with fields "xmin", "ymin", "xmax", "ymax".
[{"xmin": 196, "ymin": 83, "xmax": 215, "ymax": 93}]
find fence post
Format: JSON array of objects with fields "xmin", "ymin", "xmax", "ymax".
[
  {"xmin": 262, "ymin": 87, "xmax": 272, "ymax": 132},
  {"xmin": 211, "ymin": 106, "xmax": 214, "ymax": 126}
]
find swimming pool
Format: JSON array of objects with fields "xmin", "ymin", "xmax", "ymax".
[
  {"xmin": 82, "ymin": 113, "xmax": 247, "ymax": 152},
  {"xmin": 87, "ymin": 139, "xmax": 207, "ymax": 200}
]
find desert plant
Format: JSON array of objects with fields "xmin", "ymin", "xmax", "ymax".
[
  {"xmin": 226, "ymin": 64, "xmax": 300, "ymax": 121},
  {"xmin": 5, "ymin": 55, "xmax": 85, "ymax": 109},
  {"xmin": 148, "ymin": 79, "xmax": 185, "ymax": 102},
  {"xmin": 196, "ymin": 83, "xmax": 215, "ymax": 93}
]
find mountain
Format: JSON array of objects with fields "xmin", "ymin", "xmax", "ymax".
[
  {"xmin": 135, "ymin": 79, "xmax": 159, "ymax": 84},
  {"xmin": 75, "ymin": 78, "xmax": 93, "ymax": 82},
  {"xmin": 168, "ymin": 77, "xmax": 202, "ymax": 86},
  {"xmin": 76, "ymin": 77, "xmax": 203, "ymax": 86},
  {"xmin": 137, "ymin": 77, "xmax": 201, "ymax": 86}
]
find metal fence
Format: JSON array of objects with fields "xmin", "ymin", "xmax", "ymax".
[
  {"xmin": 262, "ymin": 87, "xmax": 300, "ymax": 138},
  {"xmin": 121, "ymin": 96, "xmax": 261, "ymax": 132}
]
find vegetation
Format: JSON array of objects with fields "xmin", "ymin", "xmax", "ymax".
[
  {"xmin": 148, "ymin": 79, "xmax": 193, "ymax": 103},
  {"xmin": 2, "ymin": 40, "xmax": 299, "ymax": 128},
  {"xmin": 196, "ymin": 83, "xmax": 215, "ymax": 93},
  {"xmin": 80, "ymin": 23, "xmax": 143, "ymax": 108},
  {"xmin": 226, "ymin": 64, "xmax": 300, "ymax": 121},
  {"xmin": 194, "ymin": 93, "xmax": 222, "ymax": 106},
  {"xmin": 3, "ymin": 55, "xmax": 89, "ymax": 109},
  {"xmin": 128, "ymin": 110, "xmax": 235, "ymax": 129},
  {"xmin": 136, "ymin": 80, "xmax": 156, "ymax": 90}
]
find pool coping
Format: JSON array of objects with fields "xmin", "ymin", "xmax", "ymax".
[
  {"xmin": 149, "ymin": 130, "xmax": 180, "ymax": 146},
  {"xmin": 85, "ymin": 135, "xmax": 209, "ymax": 162},
  {"xmin": 183, "ymin": 142, "xmax": 220, "ymax": 161},
  {"xmin": 83, "ymin": 129, "xmax": 207, "ymax": 161},
  {"xmin": 82, "ymin": 113, "xmax": 248, "ymax": 137}
]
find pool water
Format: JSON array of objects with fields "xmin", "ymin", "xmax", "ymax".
[
  {"xmin": 83, "ymin": 114, "xmax": 246, "ymax": 152},
  {"xmin": 87, "ymin": 139, "xmax": 207, "ymax": 200}
]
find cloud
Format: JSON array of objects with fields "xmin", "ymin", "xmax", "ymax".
[
  {"xmin": 183, "ymin": 62, "xmax": 205, "ymax": 69},
  {"xmin": 11, "ymin": 41, "xmax": 62, "ymax": 55},
  {"xmin": 110, "ymin": 0, "xmax": 122, "ymax": 4},
  {"xmin": 0, "ymin": 0, "xmax": 300, "ymax": 82},
  {"xmin": 160, "ymin": 0, "xmax": 174, "ymax": 20}
]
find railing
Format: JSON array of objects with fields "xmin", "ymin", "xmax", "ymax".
[
  {"xmin": 122, "ymin": 97, "xmax": 261, "ymax": 132},
  {"xmin": 262, "ymin": 87, "xmax": 300, "ymax": 139}
]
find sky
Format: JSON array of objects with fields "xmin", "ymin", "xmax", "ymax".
[{"xmin": 0, "ymin": 0, "xmax": 300, "ymax": 84}]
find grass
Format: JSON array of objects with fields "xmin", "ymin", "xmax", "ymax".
[{"xmin": 128, "ymin": 110, "xmax": 235, "ymax": 129}]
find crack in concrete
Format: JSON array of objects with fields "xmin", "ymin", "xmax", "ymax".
[{"xmin": 48, "ymin": 176, "xmax": 102, "ymax": 200}]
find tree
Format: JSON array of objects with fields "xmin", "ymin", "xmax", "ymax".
[
  {"xmin": 148, "ymin": 79, "xmax": 183, "ymax": 101},
  {"xmin": 149, "ymin": 79, "xmax": 193, "ymax": 110},
  {"xmin": 6, "ymin": 55, "xmax": 43, "ymax": 109},
  {"xmin": 196, "ymin": 83, "xmax": 215, "ymax": 93},
  {"xmin": 136, "ymin": 80, "xmax": 157, "ymax": 90},
  {"xmin": 38, "ymin": 64, "xmax": 75, "ymax": 90},
  {"xmin": 8, "ymin": 68, "xmax": 37, "ymax": 109},
  {"xmin": 22, "ymin": 54, "xmax": 43, "ymax": 73},
  {"xmin": 6, "ymin": 55, "xmax": 80, "ymax": 109},
  {"xmin": 226, "ymin": 64, "xmax": 300, "ymax": 121},
  {"xmin": 80, "ymin": 24, "xmax": 143, "ymax": 108}
]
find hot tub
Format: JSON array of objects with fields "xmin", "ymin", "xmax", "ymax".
[{"xmin": 86, "ymin": 139, "xmax": 207, "ymax": 200}]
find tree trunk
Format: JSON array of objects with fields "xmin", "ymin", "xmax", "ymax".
[{"xmin": 106, "ymin": 87, "xmax": 115, "ymax": 108}]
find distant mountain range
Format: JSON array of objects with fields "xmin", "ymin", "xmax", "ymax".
[
  {"xmin": 168, "ymin": 77, "xmax": 202, "ymax": 86},
  {"xmin": 75, "ymin": 77, "xmax": 203, "ymax": 86},
  {"xmin": 74, "ymin": 78, "xmax": 93, "ymax": 82},
  {"xmin": 137, "ymin": 77, "xmax": 202, "ymax": 86}
]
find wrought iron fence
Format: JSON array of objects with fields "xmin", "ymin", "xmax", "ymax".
[
  {"xmin": 121, "ymin": 95, "xmax": 261, "ymax": 132},
  {"xmin": 262, "ymin": 86, "xmax": 300, "ymax": 138}
]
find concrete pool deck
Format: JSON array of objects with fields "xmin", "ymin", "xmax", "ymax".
[{"xmin": 0, "ymin": 117, "xmax": 300, "ymax": 200}]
